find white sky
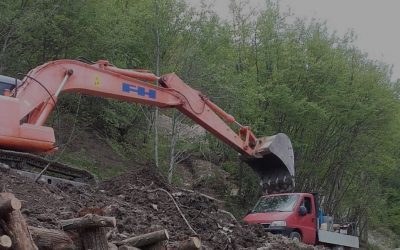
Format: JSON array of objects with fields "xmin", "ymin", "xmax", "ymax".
[{"xmin": 187, "ymin": 0, "xmax": 400, "ymax": 81}]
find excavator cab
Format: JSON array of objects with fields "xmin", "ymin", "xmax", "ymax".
[
  {"xmin": 0, "ymin": 75, "xmax": 19, "ymax": 96},
  {"xmin": 242, "ymin": 133, "xmax": 295, "ymax": 194}
]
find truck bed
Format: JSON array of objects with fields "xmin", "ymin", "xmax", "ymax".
[{"xmin": 318, "ymin": 230, "xmax": 359, "ymax": 248}]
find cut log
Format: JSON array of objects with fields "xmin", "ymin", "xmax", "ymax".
[
  {"xmin": 118, "ymin": 246, "xmax": 141, "ymax": 250},
  {"xmin": 65, "ymin": 231, "xmax": 82, "ymax": 250},
  {"xmin": 175, "ymin": 237, "xmax": 201, "ymax": 250},
  {"xmin": 28, "ymin": 226, "xmax": 75, "ymax": 250},
  {"xmin": 0, "ymin": 196, "xmax": 21, "ymax": 216},
  {"xmin": 106, "ymin": 228, "xmax": 115, "ymax": 240},
  {"xmin": 144, "ymin": 241, "xmax": 166, "ymax": 250},
  {"xmin": 116, "ymin": 229, "xmax": 169, "ymax": 247},
  {"xmin": 0, "ymin": 193, "xmax": 38, "ymax": 250},
  {"xmin": 60, "ymin": 213, "xmax": 115, "ymax": 250},
  {"xmin": 60, "ymin": 214, "xmax": 116, "ymax": 231},
  {"xmin": 81, "ymin": 227, "xmax": 108, "ymax": 250},
  {"xmin": 0, "ymin": 235, "xmax": 12, "ymax": 249},
  {"xmin": 108, "ymin": 243, "xmax": 118, "ymax": 250}
]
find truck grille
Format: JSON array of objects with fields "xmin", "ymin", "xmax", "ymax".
[{"xmin": 261, "ymin": 223, "xmax": 270, "ymax": 229}]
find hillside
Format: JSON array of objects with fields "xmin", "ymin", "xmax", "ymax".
[{"xmin": 2, "ymin": 0, "xmax": 400, "ymax": 247}]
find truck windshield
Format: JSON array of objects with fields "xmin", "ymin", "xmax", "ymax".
[{"xmin": 252, "ymin": 194, "xmax": 299, "ymax": 213}]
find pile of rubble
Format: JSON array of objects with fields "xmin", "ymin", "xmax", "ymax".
[{"xmin": 0, "ymin": 164, "xmax": 319, "ymax": 249}]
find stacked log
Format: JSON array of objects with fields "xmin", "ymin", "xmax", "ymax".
[
  {"xmin": 28, "ymin": 226, "xmax": 75, "ymax": 250},
  {"xmin": 118, "ymin": 246, "xmax": 141, "ymax": 250},
  {"xmin": 0, "ymin": 192, "xmax": 203, "ymax": 250},
  {"xmin": 0, "ymin": 192, "xmax": 38, "ymax": 250},
  {"xmin": 173, "ymin": 237, "xmax": 202, "ymax": 250},
  {"xmin": 60, "ymin": 213, "xmax": 116, "ymax": 250},
  {"xmin": 0, "ymin": 235, "xmax": 12, "ymax": 249},
  {"xmin": 115, "ymin": 229, "xmax": 169, "ymax": 247}
]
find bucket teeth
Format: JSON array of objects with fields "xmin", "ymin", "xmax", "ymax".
[{"xmin": 262, "ymin": 175, "xmax": 294, "ymax": 194}]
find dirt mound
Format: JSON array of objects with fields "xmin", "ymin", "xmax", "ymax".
[
  {"xmin": 0, "ymin": 165, "xmax": 318, "ymax": 249},
  {"xmin": 99, "ymin": 166, "xmax": 267, "ymax": 248}
]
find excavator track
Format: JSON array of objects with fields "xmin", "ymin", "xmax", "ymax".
[{"xmin": 0, "ymin": 149, "xmax": 95, "ymax": 184}]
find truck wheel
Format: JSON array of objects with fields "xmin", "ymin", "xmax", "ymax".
[{"xmin": 289, "ymin": 231, "xmax": 302, "ymax": 242}]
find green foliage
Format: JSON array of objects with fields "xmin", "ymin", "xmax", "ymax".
[
  {"xmin": 60, "ymin": 151, "xmax": 100, "ymax": 177},
  {"xmin": 61, "ymin": 150, "xmax": 128, "ymax": 179}
]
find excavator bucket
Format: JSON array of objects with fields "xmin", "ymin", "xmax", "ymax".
[{"xmin": 242, "ymin": 133, "xmax": 295, "ymax": 194}]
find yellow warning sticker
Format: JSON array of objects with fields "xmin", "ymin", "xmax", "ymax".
[{"xmin": 94, "ymin": 76, "xmax": 101, "ymax": 87}]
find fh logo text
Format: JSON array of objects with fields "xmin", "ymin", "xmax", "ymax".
[{"xmin": 122, "ymin": 83, "xmax": 156, "ymax": 99}]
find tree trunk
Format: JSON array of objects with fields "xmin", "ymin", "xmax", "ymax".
[
  {"xmin": 154, "ymin": 107, "xmax": 159, "ymax": 168},
  {"xmin": 81, "ymin": 227, "xmax": 108, "ymax": 250},
  {"xmin": 116, "ymin": 229, "xmax": 169, "ymax": 247},
  {"xmin": 253, "ymin": 24, "xmax": 260, "ymax": 83},
  {"xmin": 60, "ymin": 214, "xmax": 115, "ymax": 250},
  {"xmin": 66, "ymin": 231, "xmax": 82, "ymax": 250},
  {"xmin": 153, "ymin": 0, "xmax": 161, "ymax": 169},
  {"xmin": 0, "ymin": 193, "xmax": 38, "ymax": 250},
  {"xmin": 168, "ymin": 111, "xmax": 178, "ymax": 183},
  {"xmin": 28, "ymin": 226, "xmax": 74, "ymax": 250},
  {"xmin": 238, "ymin": 160, "xmax": 244, "ymax": 197}
]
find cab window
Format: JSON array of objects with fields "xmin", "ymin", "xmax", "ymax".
[{"xmin": 303, "ymin": 197, "xmax": 312, "ymax": 214}]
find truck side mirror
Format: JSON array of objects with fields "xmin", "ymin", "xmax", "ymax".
[{"xmin": 298, "ymin": 206, "xmax": 307, "ymax": 216}]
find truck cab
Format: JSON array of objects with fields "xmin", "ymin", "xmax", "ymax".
[
  {"xmin": 243, "ymin": 192, "xmax": 359, "ymax": 248},
  {"xmin": 243, "ymin": 193, "xmax": 317, "ymax": 244}
]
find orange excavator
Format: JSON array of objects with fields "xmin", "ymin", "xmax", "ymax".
[{"xmin": 0, "ymin": 59, "xmax": 294, "ymax": 193}]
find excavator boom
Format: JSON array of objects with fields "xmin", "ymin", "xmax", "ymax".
[{"xmin": 0, "ymin": 59, "xmax": 294, "ymax": 192}]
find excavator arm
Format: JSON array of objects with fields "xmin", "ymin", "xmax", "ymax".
[{"xmin": 0, "ymin": 59, "xmax": 294, "ymax": 193}]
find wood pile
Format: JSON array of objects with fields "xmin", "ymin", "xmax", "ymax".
[{"xmin": 0, "ymin": 192, "xmax": 202, "ymax": 250}]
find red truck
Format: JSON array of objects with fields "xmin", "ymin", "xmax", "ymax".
[{"xmin": 243, "ymin": 192, "xmax": 359, "ymax": 249}]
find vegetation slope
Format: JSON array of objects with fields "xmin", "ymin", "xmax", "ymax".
[{"xmin": 1, "ymin": 0, "xmax": 400, "ymax": 245}]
